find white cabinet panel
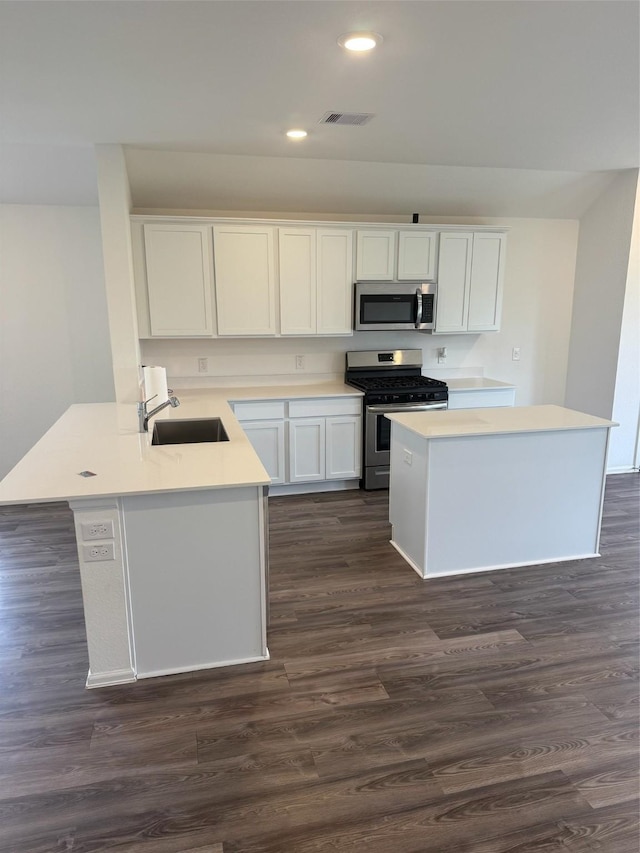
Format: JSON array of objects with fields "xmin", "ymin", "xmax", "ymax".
[
  {"xmin": 435, "ymin": 232, "xmax": 473, "ymax": 333},
  {"xmin": 213, "ymin": 225, "xmax": 276, "ymax": 335},
  {"xmin": 289, "ymin": 418, "xmax": 326, "ymax": 482},
  {"xmin": 143, "ymin": 224, "xmax": 214, "ymax": 336},
  {"xmin": 242, "ymin": 421, "xmax": 286, "ymax": 484},
  {"xmin": 317, "ymin": 229, "xmax": 354, "ymax": 335},
  {"xmin": 278, "ymin": 228, "xmax": 316, "ymax": 335},
  {"xmin": 467, "ymin": 232, "xmax": 506, "ymax": 332},
  {"xmin": 326, "ymin": 416, "xmax": 361, "ymax": 479},
  {"xmin": 356, "ymin": 230, "xmax": 397, "ymax": 280},
  {"xmin": 397, "ymin": 231, "xmax": 437, "ymax": 281}
]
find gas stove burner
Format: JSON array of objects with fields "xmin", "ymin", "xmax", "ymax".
[{"xmin": 350, "ymin": 375, "xmax": 447, "ymax": 392}]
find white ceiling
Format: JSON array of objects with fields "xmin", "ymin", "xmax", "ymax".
[{"xmin": 0, "ymin": 1, "xmax": 638, "ymax": 214}]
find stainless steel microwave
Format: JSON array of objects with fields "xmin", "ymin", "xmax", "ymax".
[{"xmin": 354, "ymin": 282, "xmax": 436, "ymax": 331}]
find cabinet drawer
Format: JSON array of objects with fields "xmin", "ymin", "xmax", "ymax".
[
  {"xmin": 447, "ymin": 388, "xmax": 516, "ymax": 410},
  {"xmin": 232, "ymin": 400, "xmax": 286, "ymax": 421},
  {"xmin": 288, "ymin": 397, "xmax": 362, "ymax": 419}
]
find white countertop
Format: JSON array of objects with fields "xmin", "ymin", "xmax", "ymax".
[
  {"xmin": 387, "ymin": 404, "xmax": 617, "ymax": 440},
  {"xmin": 0, "ymin": 384, "xmax": 361, "ymax": 506},
  {"xmin": 446, "ymin": 377, "xmax": 515, "ymax": 391}
]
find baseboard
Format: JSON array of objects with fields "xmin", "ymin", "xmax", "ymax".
[
  {"xmin": 390, "ymin": 539, "xmax": 600, "ymax": 581},
  {"xmin": 269, "ymin": 480, "xmax": 360, "ymax": 496},
  {"xmin": 607, "ymin": 466, "xmax": 639, "ymax": 475},
  {"xmin": 86, "ymin": 668, "xmax": 137, "ymax": 689},
  {"xmin": 135, "ymin": 651, "xmax": 270, "ymax": 681}
]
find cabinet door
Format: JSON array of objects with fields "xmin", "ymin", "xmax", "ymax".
[
  {"xmin": 279, "ymin": 228, "xmax": 316, "ymax": 335},
  {"xmin": 241, "ymin": 420, "xmax": 286, "ymax": 484},
  {"xmin": 356, "ymin": 230, "xmax": 397, "ymax": 280},
  {"xmin": 213, "ymin": 225, "xmax": 276, "ymax": 335},
  {"xmin": 317, "ymin": 229, "xmax": 354, "ymax": 335},
  {"xmin": 144, "ymin": 224, "xmax": 214, "ymax": 336},
  {"xmin": 326, "ymin": 416, "xmax": 361, "ymax": 479},
  {"xmin": 288, "ymin": 419, "xmax": 326, "ymax": 482},
  {"xmin": 467, "ymin": 232, "xmax": 506, "ymax": 332},
  {"xmin": 397, "ymin": 231, "xmax": 437, "ymax": 281},
  {"xmin": 434, "ymin": 232, "xmax": 473, "ymax": 333}
]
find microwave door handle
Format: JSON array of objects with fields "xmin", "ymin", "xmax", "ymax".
[{"xmin": 415, "ymin": 289, "xmax": 423, "ymax": 329}]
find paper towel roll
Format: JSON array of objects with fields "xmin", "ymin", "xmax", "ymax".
[{"xmin": 142, "ymin": 365, "xmax": 169, "ymax": 406}]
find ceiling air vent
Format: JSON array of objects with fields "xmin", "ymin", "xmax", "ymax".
[{"xmin": 319, "ymin": 112, "xmax": 375, "ymax": 126}]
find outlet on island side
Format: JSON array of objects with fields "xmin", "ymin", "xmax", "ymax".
[
  {"xmin": 81, "ymin": 520, "xmax": 114, "ymax": 540},
  {"xmin": 82, "ymin": 542, "xmax": 116, "ymax": 562}
]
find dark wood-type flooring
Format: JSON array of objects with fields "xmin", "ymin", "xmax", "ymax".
[{"xmin": 0, "ymin": 474, "xmax": 638, "ymax": 852}]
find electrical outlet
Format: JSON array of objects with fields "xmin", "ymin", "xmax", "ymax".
[
  {"xmin": 197, "ymin": 357, "xmax": 208, "ymax": 373},
  {"xmin": 437, "ymin": 346, "xmax": 447, "ymax": 364},
  {"xmin": 404, "ymin": 449, "xmax": 413, "ymax": 466},
  {"xmin": 83, "ymin": 543, "xmax": 116, "ymax": 562},
  {"xmin": 295, "ymin": 355, "xmax": 305, "ymax": 370},
  {"xmin": 512, "ymin": 347, "xmax": 521, "ymax": 361},
  {"xmin": 81, "ymin": 520, "xmax": 114, "ymax": 541}
]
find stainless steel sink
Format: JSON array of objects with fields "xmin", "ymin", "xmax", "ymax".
[{"xmin": 151, "ymin": 417, "xmax": 229, "ymax": 445}]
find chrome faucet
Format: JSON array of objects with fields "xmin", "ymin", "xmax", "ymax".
[{"xmin": 138, "ymin": 393, "xmax": 180, "ymax": 432}]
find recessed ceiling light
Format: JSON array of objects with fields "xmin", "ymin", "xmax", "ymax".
[
  {"xmin": 286, "ymin": 129, "xmax": 308, "ymax": 140},
  {"xmin": 338, "ymin": 32, "xmax": 383, "ymax": 52}
]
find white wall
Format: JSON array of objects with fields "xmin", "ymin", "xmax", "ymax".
[
  {"xmin": 609, "ymin": 177, "xmax": 640, "ymax": 471},
  {"xmin": 0, "ymin": 205, "xmax": 114, "ymax": 479},
  {"xmin": 141, "ymin": 216, "xmax": 579, "ymax": 408},
  {"xmin": 565, "ymin": 169, "xmax": 638, "ymax": 419},
  {"xmin": 95, "ymin": 145, "xmax": 141, "ymax": 403}
]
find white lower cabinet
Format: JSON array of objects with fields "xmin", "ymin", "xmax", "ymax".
[
  {"xmin": 241, "ymin": 421, "xmax": 286, "ymax": 484},
  {"xmin": 325, "ymin": 416, "xmax": 362, "ymax": 479},
  {"xmin": 232, "ymin": 401, "xmax": 286, "ymax": 485},
  {"xmin": 233, "ymin": 396, "xmax": 362, "ymax": 489},
  {"xmin": 289, "ymin": 418, "xmax": 326, "ymax": 482}
]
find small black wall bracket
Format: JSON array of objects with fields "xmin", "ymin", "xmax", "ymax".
[{"xmin": 412, "ymin": 213, "xmax": 419, "ymax": 224}]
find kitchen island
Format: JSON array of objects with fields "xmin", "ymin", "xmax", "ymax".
[
  {"xmin": 0, "ymin": 392, "xmax": 272, "ymax": 687},
  {"xmin": 387, "ymin": 405, "xmax": 616, "ymax": 579}
]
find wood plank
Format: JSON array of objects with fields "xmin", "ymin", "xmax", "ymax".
[{"xmin": 0, "ymin": 475, "xmax": 636, "ymax": 851}]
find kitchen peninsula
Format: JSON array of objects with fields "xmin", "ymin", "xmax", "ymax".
[
  {"xmin": 387, "ymin": 405, "xmax": 617, "ymax": 579},
  {"xmin": 0, "ymin": 383, "xmax": 363, "ymax": 688},
  {"xmin": 0, "ymin": 392, "xmax": 274, "ymax": 687}
]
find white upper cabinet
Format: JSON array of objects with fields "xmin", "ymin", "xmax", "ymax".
[
  {"xmin": 213, "ymin": 225, "xmax": 277, "ymax": 336},
  {"xmin": 434, "ymin": 231, "xmax": 506, "ymax": 334},
  {"xmin": 278, "ymin": 228, "xmax": 316, "ymax": 336},
  {"xmin": 356, "ymin": 228, "xmax": 437, "ymax": 281},
  {"xmin": 435, "ymin": 232, "xmax": 473, "ymax": 333},
  {"xmin": 397, "ymin": 231, "xmax": 437, "ymax": 281},
  {"xmin": 316, "ymin": 228, "xmax": 354, "ymax": 335},
  {"xmin": 142, "ymin": 224, "xmax": 214, "ymax": 336},
  {"xmin": 279, "ymin": 227, "xmax": 354, "ymax": 336},
  {"xmin": 132, "ymin": 217, "xmax": 504, "ymax": 340},
  {"xmin": 467, "ymin": 232, "xmax": 506, "ymax": 332},
  {"xmin": 356, "ymin": 230, "xmax": 397, "ymax": 280}
]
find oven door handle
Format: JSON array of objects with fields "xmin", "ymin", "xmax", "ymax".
[
  {"xmin": 366, "ymin": 403, "xmax": 448, "ymax": 414},
  {"xmin": 415, "ymin": 289, "xmax": 423, "ymax": 329}
]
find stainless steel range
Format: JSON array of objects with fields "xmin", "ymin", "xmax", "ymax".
[{"xmin": 345, "ymin": 349, "xmax": 448, "ymax": 490}]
